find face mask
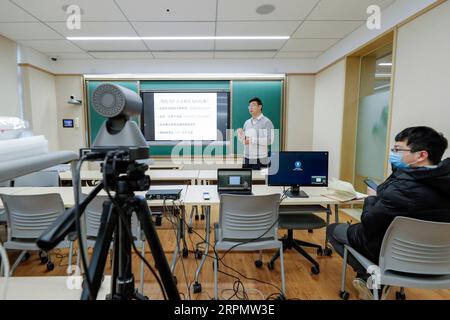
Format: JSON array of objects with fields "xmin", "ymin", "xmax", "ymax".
[{"xmin": 389, "ymin": 151, "xmax": 410, "ymax": 169}]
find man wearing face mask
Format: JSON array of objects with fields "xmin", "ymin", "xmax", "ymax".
[
  {"xmin": 237, "ymin": 97, "xmax": 274, "ymax": 170},
  {"xmin": 327, "ymin": 126, "xmax": 450, "ymax": 299}
]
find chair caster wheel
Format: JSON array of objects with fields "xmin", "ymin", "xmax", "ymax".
[
  {"xmin": 316, "ymin": 247, "xmax": 323, "ymax": 256},
  {"xmin": 311, "ymin": 266, "xmax": 320, "ymax": 275},
  {"xmin": 47, "ymin": 261, "xmax": 55, "ymax": 271},
  {"xmin": 182, "ymin": 247, "xmax": 189, "ymax": 258},
  {"xmin": 194, "ymin": 215, "xmax": 199, "ymax": 221},
  {"xmin": 308, "ymin": 229, "xmax": 314, "ymax": 233},
  {"xmin": 195, "ymin": 250, "xmax": 202, "ymax": 260},
  {"xmin": 155, "ymin": 216, "xmax": 162, "ymax": 226},
  {"xmin": 40, "ymin": 256, "xmax": 49, "ymax": 264},
  {"xmin": 188, "ymin": 226, "xmax": 193, "ymax": 234},
  {"xmin": 193, "ymin": 282, "xmax": 202, "ymax": 293},
  {"xmin": 22, "ymin": 252, "xmax": 31, "ymax": 262},
  {"xmin": 254, "ymin": 260, "xmax": 263, "ymax": 268},
  {"xmin": 200, "ymin": 214, "xmax": 205, "ymax": 220},
  {"xmin": 339, "ymin": 291, "xmax": 350, "ymax": 300},
  {"xmin": 396, "ymin": 291, "xmax": 406, "ymax": 300},
  {"xmin": 324, "ymin": 247, "xmax": 333, "ymax": 256},
  {"xmin": 267, "ymin": 261, "xmax": 274, "ymax": 271}
]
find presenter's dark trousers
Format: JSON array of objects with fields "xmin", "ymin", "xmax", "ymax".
[{"xmin": 243, "ymin": 157, "xmax": 269, "ymax": 170}]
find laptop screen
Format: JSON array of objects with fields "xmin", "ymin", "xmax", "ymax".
[{"xmin": 217, "ymin": 169, "xmax": 252, "ymax": 192}]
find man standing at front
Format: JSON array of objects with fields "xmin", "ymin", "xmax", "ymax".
[{"xmin": 238, "ymin": 97, "xmax": 274, "ymax": 170}]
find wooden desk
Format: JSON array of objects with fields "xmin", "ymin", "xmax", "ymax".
[
  {"xmin": 59, "ymin": 170, "xmax": 199, "ymax": 185},
  {"xmin": 197, "ymin": 169, "xmax": 267, "ymax": 184},
  {"xmin": 0, "ymin": 276, "xmax": 111, "ymax": 300},
  {"xmin": 0, "ymin": 186, "xmax": 187, "ymax": 208}
]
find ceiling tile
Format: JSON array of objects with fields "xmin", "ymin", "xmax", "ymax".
[
  {"xmin": 292, "ymin": 20, "xmax": 363, "ymax": 38},
  {"xmin": 215, "ymin": 39, "xmax": 286, "ymax": 51},
  {"xmin": 46, "ymin": 22, "xmax": 137, "ymax": 37},
  {"xmin": 115, "ymin": 0, "xmax": 216, "ymax": 21},
  {"xmin": 132, "ymin": 22, "xmax": 215, "ymax": 37},
  {"xmin": 281, "ymin": 38, "xmax": 339, "ymax": 51},
  {"xmin": 307, "ymin": 0, "xmax": 396, "ymax": 20},
  {"xmin": 18, "ymin": 39, "xmax": 84, "ymax": 52},
  {"xmin": 11, "ymin": 0, "xmax": 127, "ymax": 22},
  {"xmin": 45, "ymin": 52, "xmax": 93, "ymax": 59},
  {"xmin": 0, "ymin": 0, "xmax": 37, "ymax": 22},
  {"xmin": 216, "ymin": 21, "xmax": 300, "ymax": 36},
  {"xmin": 90, "ymin": 52, "xmax": 153, "ymax": 59},
  {"xmin": 215, "ymin": 51, "xmax": 275, "ymax": 59},
  {"xmin": 144, "ymin": 40, "xmax": 214, "ymax": 51},
  {"xmin": 275, "ymin": 51, "xmax": 322, "ymax": 59},
  {"xmin": 152, "ymin": 52, "xmax": 214, "ymax": 59},
  {"xmin": 218, "ymin": 0, "xmax": 320, "ymax": 21},
  {"xmin": 74, "ymin": 39, "xmax": 147, "ymax": 51},
  {"xmin": 0, "ymin": 22, "xmax": 62, "ymax": 40}
]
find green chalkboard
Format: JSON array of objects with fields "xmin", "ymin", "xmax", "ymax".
[
  {"xmin": 231, "ymin": 81, "xmax": 283, "ymax": 155},
  {"xmin": 86, "ymin": 80, "xmax": 283, "ymax": 157}
]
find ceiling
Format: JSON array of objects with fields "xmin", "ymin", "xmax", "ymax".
[{"xmin": 0, "ymin": 0, "xmax": 396, "ymax": 60}]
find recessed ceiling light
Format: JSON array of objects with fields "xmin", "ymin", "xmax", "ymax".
[{"xmin": 256, "ymin": 4, "xmax": 276, "ymax": 15}]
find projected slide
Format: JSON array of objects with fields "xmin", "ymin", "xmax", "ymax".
[{"xmin": 153, "ymin": 92, "xmax": 217, "ymax": 141}]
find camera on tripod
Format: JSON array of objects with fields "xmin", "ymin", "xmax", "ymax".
[{"xmin": 37, "ymin": 84, "xmax": 180, "ymax": 301}]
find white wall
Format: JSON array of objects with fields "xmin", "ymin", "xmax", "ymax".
[
  {"xmin": 285, "ymin": 75, "xmax": 315, "ymax": 150},
  {"xmin": 0, "ymin": 35, "xmax": 19, "ymax": 117},
  {"xmin": 313, "ymin": 60, "xmax": 346, "ymax": 179},
  {"xmin": 21, "ymin": 66, "xmax": 59, "ymax": 151},
  {"xmin": 390, "ymin": 0, "xmax": 450, "ymax": 159},
  {"xmin": 55, "ymin": 75, "xmax": 87, "ymax": 152}
]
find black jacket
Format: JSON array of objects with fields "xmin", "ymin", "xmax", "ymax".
[{"xmin": 347, "ymin": 158, "xmax": 450, "ymax": 264}]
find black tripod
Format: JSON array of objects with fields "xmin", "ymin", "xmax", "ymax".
[{"xmin": 37, "ymin": 149, "xmax": 180, "ymax": 300}]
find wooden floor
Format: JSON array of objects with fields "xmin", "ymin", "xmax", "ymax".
[{"xmin": 3, "ymin": 209, "xmax": 450, "ymax": 300}]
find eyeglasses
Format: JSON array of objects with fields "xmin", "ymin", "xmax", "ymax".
[{"xmin": 391, "ymin": 147, "xmax": 412, "ymax": 153}]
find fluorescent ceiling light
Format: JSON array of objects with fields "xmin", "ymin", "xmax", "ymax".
[
  {"xmin": 67, "ymin": 36, "xmax": 289, "ymax": 41},
  {"xmin": 375, "ymin": 73, "xmax": 392, "ymax": 77},
  {"xmin": 378, "ymin": 62, "xmax": 392, "ymax": 66}
]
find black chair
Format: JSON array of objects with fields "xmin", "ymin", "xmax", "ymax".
[{"xmin": 268, "ymin": 206, "xmax": 332, "ymax": 274}]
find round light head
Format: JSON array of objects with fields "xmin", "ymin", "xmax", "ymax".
[{"xmin": 92, "ymin": 83, "xmax": 142, "ymax": 118}]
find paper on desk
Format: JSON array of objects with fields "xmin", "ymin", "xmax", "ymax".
[{"xmin": 322, "ymin": 178, "xmax": 368, "ymax": 202}]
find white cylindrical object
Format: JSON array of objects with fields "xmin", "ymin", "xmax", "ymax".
[{"xmin": 0, "ymin": 135, "xmax": 48, "ymax": 163}]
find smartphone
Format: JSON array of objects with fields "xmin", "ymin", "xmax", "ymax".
[
  {"xmin": 203, "ymin": 192, "xmax": 210, "ymax": 200},
  {"xmin": 364, "ymin": 178, "xmax": 378, "ymax": 191}
]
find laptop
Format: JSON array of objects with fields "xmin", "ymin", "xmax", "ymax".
[{"xmin": 217, "ymin": 169, "xmax": 253, "ymax": 195}]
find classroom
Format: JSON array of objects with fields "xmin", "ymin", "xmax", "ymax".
[{"xmin": 0, "ymin": 0, "xmax": 449, "ymax": 305}]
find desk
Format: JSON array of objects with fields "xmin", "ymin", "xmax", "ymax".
[
  {"xmin": 197, "ymin": 169, "xmax": 267, "ymax": 184},
  {"xmin": 0, "ymin": 276, "xmax": 110, "ymax": 300},
  {"xmin": 59, "ymin": 170, "xmax": 199, "ymax": 185},
  {"xmin": 181, "ymin": 185, "xmax": 365, "ymax": 293},
  {"xmin": 0, "ymin": 186, "xmax": 188, "ymax": 274}
]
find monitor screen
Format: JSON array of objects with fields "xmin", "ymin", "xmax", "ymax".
[
  {"xmin": 267, "ymin": 152, "xmax": 329, "ymax": 187},
  {"xmin": 218, "ymin": 169, "xmax": 252, "ymax": 191}
]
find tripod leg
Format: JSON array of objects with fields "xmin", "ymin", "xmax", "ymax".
[
  {"xmin": 81, "ymin": 201, "xmax": 117, "ymax": 300},
  {"xmin": 135, "ymin": 197, "xmax": 180, "ymax": 300}
]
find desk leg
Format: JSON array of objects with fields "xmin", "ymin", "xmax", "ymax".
[
  {"xmin": 170, "ymin": 207, "xmax": 182, "ymax": 273},
  {"xmin": 334, "ymin": 204, "xmax": 339, "ymax": 224},
  {"xmin": 193, "ymin": 205, "xmax": 210, "ymax": 293}
]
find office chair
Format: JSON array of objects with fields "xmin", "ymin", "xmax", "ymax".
[
  {"xmin": 0, "ymin": 193, "xmax": 73, "ymax": 274},
  {"xmin": 214, "ymin": 194, "xmax": 285, "ymax": 299},
  {"xmin": 340, "ymin": 217, "xmax": 450, "ymax": 300},
  {"xmin": 268, "ymin": 206, "xmax": 332, "ymax": 275}
]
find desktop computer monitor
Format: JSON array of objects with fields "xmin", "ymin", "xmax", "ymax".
[{"xmin": 267, "ymin": 151, "xmax": 329, "ymax": 198}]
